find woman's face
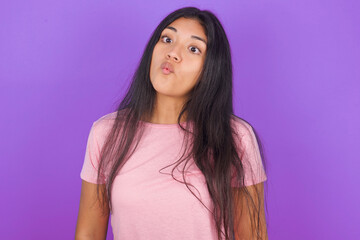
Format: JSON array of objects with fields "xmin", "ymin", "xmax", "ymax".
[{"xmin": 149, "ymin": 17, "xmax": 207, "ymax": 100}]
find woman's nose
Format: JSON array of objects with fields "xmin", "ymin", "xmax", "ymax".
[{"xmin": 166, "ymin": 46, "xmax": 181, "ymax": 62}]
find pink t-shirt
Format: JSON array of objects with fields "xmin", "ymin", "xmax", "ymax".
[{"xmin": 80, "ymin": 111, "xmax": 267, "ymax": 240}]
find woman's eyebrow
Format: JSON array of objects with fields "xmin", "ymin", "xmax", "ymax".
[{"xmin": 165, "ymin": 26, "xmax": 207, "ymax": 45}]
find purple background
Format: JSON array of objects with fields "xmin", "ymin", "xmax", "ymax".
[{"xmin": 1, "ymin": 0, "xmax": 359, "ymax": 239}]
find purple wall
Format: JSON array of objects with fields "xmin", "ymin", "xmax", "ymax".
[{"xmin": 1, "ymin": 0, "xmax": 359, "ymax": 239}]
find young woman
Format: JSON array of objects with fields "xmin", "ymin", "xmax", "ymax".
[{"xmin": 75, "ymin": 7, "xmax": 268, "ymax": 240}]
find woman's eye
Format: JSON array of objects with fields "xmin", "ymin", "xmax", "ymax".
[
  {"xmin": 160, "ymin": 35, "xmax": 201, "ymax": 55},
  {"xmin": 189, "ymin": 46, "xmax": 201, "ymax": 54},
  {"xmin": 160, "ymin": 35, "xmax": 172, "ymax": 43}
]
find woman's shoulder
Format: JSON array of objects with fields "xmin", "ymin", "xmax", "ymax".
[
  {"xmin": 90, "ymin": 110, "xmax": 120, "ymax": 137},
  {"xmin": 230, "ymin": 114, "xmax": 255, "ymax": 137},
  {"xmin": 91, "ymin": 109, "xmax": 132, "ymax": 133},
  {"xmin": 94, "ymin": 111, "xmax": 118, "ymax": 123}
]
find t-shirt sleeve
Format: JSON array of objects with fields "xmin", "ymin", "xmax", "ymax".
[
  {"xmin": 231, "ymin": 123, "xmax": 267, "ymax": 187},
  {"xmin": 80, "ymin": 122, "xmax": 107, "ymax": 184}
]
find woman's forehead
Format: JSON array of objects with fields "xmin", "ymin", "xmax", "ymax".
[{"xmin": 163, "ymin": 18, "xmax": 207, "ymax": 42}]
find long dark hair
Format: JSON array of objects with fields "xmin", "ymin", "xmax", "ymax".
[{"xmin": 95, "ymin": 7, "xmax": 268, "ymax": 240}]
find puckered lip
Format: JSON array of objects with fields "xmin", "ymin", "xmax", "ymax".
[{"xmin": 160, "ymin": 61, "xmax": 174, "ymax": 73}]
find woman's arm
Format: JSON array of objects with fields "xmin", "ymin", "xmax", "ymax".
[
  {"xmin": 75, "ymin": 180, "xmax": 110, "ymax": 240},
  {"xmin": 232, "ymin": 182, "xmax": 268, "ymax": 240}
]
